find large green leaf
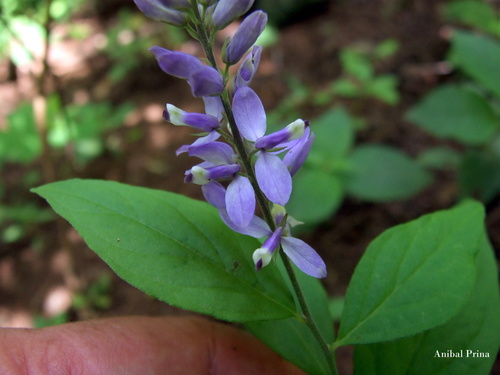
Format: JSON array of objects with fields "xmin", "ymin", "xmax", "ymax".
[
  {"xmin": 286, "ymin": 167, "xmax": 344, "ymax": 228},
  {"xmin": 335, "ymin": 201, "xmax": 484, "ymax": 346},
  {"xmin": 246, "ymin": 259, "xmax": 335, "ymax": 375},
  {"xmin": 346, "ymin": 145, "xmax": 432, "ymax": 201},
  {"xmin": 33, "ymin": 179, "xmax": 297, "ymax": 322},
  {"xmin": 353, "ymin": 233, "xmax": 500, "ymax": 375},
  {"xmin": 448, "ymin": 30, "xmax": 500, "ymax": 97},
  {"xmin": 406, "ymin": 84, "xmax": 499, "ymax": 145}
]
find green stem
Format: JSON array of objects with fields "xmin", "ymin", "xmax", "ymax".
[{"xmin": 191, "ymin": 5, "xmax": 337, "ymax": 375}]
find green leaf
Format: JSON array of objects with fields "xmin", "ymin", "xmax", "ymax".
[
  {"xmin": 346, "ymin": 145, "xmax": 432, "ymax": 201},
  {"xmin": 246, "ymin": 260, "xmax": 335, "ymax": 375},
  {"xmin": 448, "ymin": 30, "xmax": 500, "ymax": 97},
  {"xmin": 353, "ymin": 232, "xmax": 500, "ymax": 375},
  {"xmin": 286, "ymin": 167, "xmax": 344, "ymax": 228},
  {"xmin": 417, "ymin": 147, "xmax": 462, "ymax": 170},
  {"xmin": 32, "ymin": 179, "xmax": 296, "ymax": 322},
  {"xmin": 459, "ymin": 150, "xmax": 500, "ymax": 203},
  {"xmin": 365, "ymin": 75, "xmax": 400, "ymax": 105},
  {"xmin": 444, "ymin": 1, "xmax": 500, "ymax": 38},
  {"xmin": 335, "ymin": 201, "xmax": 484, "ymax": 346},
  {"xmin": 341, "ymin": 48, "xmax": 373, "ymax": 82},
  {"xmin": 406, "ymin": 84, "xmax": 499, "ymax": 145},
  {"xmin": 312, "ymin": 107, "xmax": 355, "ymax": 159}
]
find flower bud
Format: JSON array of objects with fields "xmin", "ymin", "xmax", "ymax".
[
  {"xmin": 254, "ymin": 119, "xmax": 307, "ymax": 150},
  {"xmin": 185, "ymin": 164, "xmax": 240, "ymax": 185},
  {"xmin": 235, "ymin": 45, "xmax": 262, "ymax": 90},
  {"xmin": 252, "ymin": 227, "xmax": 283, "ymax": 270},
  {"xmin": 164, "ymin": 104, "xmax": 220, "ymax": 132},
  {"xmin": 133, "ymin": 0, "xmax": 189, "ymax": 25},
  {"xmin": 212, "ymin": 0, "xmax": 254, "ymax": 29},
  {"xmin": 188, "ymin": 66, "xmax": 224, "ymax": 97},
  {"xmin": 150, "ymin": 47, "xmax": 204, "ymax": 78},
  {"xmin": 224, "ymin": 11, "xmax": 267, "ymax": 65}
]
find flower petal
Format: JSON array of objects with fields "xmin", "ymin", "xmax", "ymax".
[
  {"xmin": 188, "ymin": 66, "xmax": 224, "ymax": 97},
  {"xmin": 212, "ymin": 0, "xmax": 254, "ymax": 29},
  {"xmin": 232, "ymin": 87, "xmax": 266, "ymax": 141},
  {"xmin": 283, "ymin": 128, "xmax": 315, "ymax": 176},
  {"xmin": 202, "ymin": 181, "xmax": 226, "ymax": 208},
  {"xmin": 225, "ymin": 175, "xmax": 255, "ymax": 227},
  {"xmin": 188, "ymin": 141, "xmax": 236, "ymax": 165},
  {"xmin": 203, "ymin": 96, "xmax": 224, "ymax": 121},
  {"xmin": 175, "ymin": 130, "xmax": 220, "ymax": 156},
  {"xmin": 281, "ymin": 237, "xmax": 327, "ymax": 278},
  {"xmin": 255, "ymin": 152, "xmax": 292, "ymax": 205},
  {"xmin": 150, "ymin": 47, "xmax": 203, "ymax": 79},
  {"xmin": 224, "ymin": 11, "xmax": 267, "ymax": 65},
  {"xmin": 219, "ymin": 209, "xmax": 271, "ymax": 238}
]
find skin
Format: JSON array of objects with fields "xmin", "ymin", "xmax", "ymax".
[{"xmin": 0, "ymin": 316, "xmax": 306, "ymax": 375}]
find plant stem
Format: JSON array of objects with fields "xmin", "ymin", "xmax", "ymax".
[{"xmin": 192, "ymin": 6, "xmax": 337, "ymax": 375}]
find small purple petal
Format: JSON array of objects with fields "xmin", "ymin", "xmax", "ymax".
[
  {"xmin": 254, "ymin": 128, "xmax": 291, "ymax": 150},
  {"xmin": 133, "ymin": 0, "xmax": 188, "ymax": 25},
  {"xmin": 235, "ymin": 46, "xmax": 262, "ymax": 90},
  {"xmin": 150, "ymin": 47, "xmax": 203, "ymax": 79},
  {"xmin": 281, "ymin": 237, "xmax": 327, "ymax": 278},
  {"xmin": 224, "ymin": 11, "xmax": 267, "ymax": 65},
  {"xmin": 232, "ymin": 87, "xmax": 266, "ymax": 141},
  {"xmin": 206, "ymin": 164, "xmax": 240, "ymax": 180},
  {"xmin": 225, "ymin": 175, "xmax": 255, "ymax": 228},
  {"xmin": 188, "ymin": 141, "xmax": 236, "ymax": 165},
  {"xmin": 219, "ymin": 209, "xmax": 271, "ymax": 238},
  {"xmin": 188, "ymin": 66, "xmax": 224, "ymax": 97},
  {"xmin": 202, "ymin": 181, "xmax": 226, "ymax": 208},
  {"xmin": 175, "ymin": 131, "xmax": 221, "ymax": 156},
  {"xmin": 212, "ymin": 0, "xmax": 254, "ymax": 29},
  {"xmin": 283, "ymin": 128, "xmax": 315, "ymax": 176},
  {"xmin": 255, "ymin": 152, "xmax": 292, "ymax": 205},
  {"xmin": 203, "ymin": 96, "xmax": 224, "ymax": 121}
]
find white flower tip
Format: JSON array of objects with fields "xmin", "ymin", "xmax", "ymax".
[
  {"xmin": 252, "ymin": 248, "xmax": 272, "ymax": 270},
  {"xmin": 166, "ymin": 104, "xmax": 185, "ymax": 125},
  {"xmin": 286, "ymin": 119, "xmax": 306, "ymax": 141},
  {"xmin": 190, "ymin": 166, "xmax": 209, "ymax": 185}
]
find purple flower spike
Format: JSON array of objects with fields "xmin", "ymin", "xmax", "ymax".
[
  {"xmin": 225, "ymin": 175, "xmax": 256, "ymax": 228},
  {"xmin": 233, "ymin": 87, "xmax": 266, "ymax": 141},
  {"xmin": 133, "ymin": 0, "xmax": 188, "ymax": 25},
  {"xmin": 235, "ymin": 46, "xmax": 262, "ymax": 90},
  {"xmin": 255, "ymin": 152, "xmax": 292, "ymax": 206},
  {"xmin": 164, "ymin": 104, "xmax": 219, "ymax": 132},
  {"xmin": 212, "ymin": 0, "xmax": 254, "ymax": 30},
  {"xmin": 281, "ymin": 237, "xmax": 327, "ymax": 278},
  {"xmin": 253, "ymin": 227, "xmax": 283, "ymax": 270},
  {"xmin": 224, "ymin": 11, "xmax": 267, "ymax": 65},
  {"xmin": 188, "ymin": 66, "xmax": 224, "ymax": 97},
  {"xmin": 150, "ymin": 47, "xmax": 204, "ymax": 78},
  {"xmin": 283, "ymin": 128, "xmax": 315, "ymax": 176}
]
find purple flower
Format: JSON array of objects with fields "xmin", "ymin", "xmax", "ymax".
[
  {"xmin": 235, "ymin": 46, "xmax": 262, "ymax": 90},
  {"xmin": 224, "ymin": 11, "xmax": 267, "ymax": 65},
  {"xmin": 133, "ymin": 0, "xmax": 189, "ymax": 25},
  {"xmin": 202, "ymin": 181, "xmax": 269, "ymax": 237},
  {"xmin": 232, "ymin": 87, "xmax": 293, "ymax": 205},
  {"xmin": 283, "ymin": 127, "xmax": 315, "ymax": 176},
  {"xmin": 163, "ymin": 104, "xmax": 220, "ymax": 132},
  {"xmin": 150, "ymin": 46, "xmax": 224, "ymax": 97},
  {"xmin": 252, "ymin": 226, "xmax": 327, "ymax": 278},
  {"xmin": 212, "ymin": 0, "xmax": 254, "ymax": 29}
]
